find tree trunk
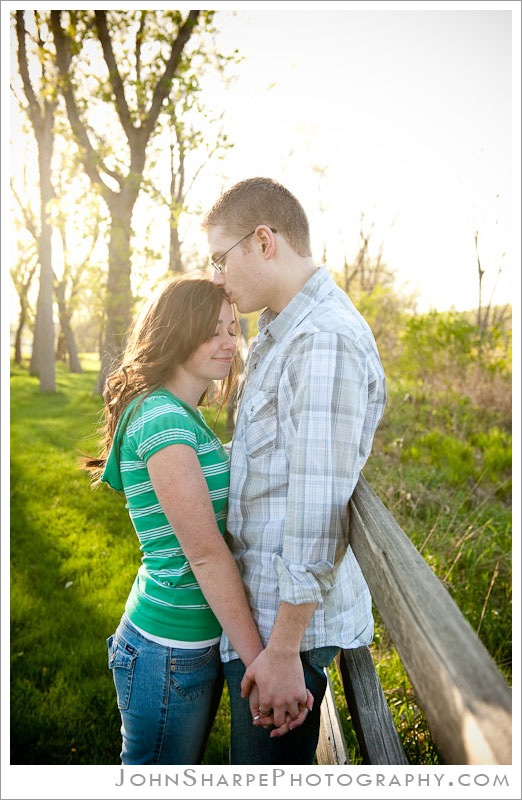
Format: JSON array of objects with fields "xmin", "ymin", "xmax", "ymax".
[
  {"xmin": 169, "ymin": 223, "xmax": 183, "ymax": 272},
  {"xmin": 95, "ymin": 196, "xmax": 135, "ymax": 393},
  {"xmin": 55, "ymin": 281, "xmax": 83, "ymax": 373},
  {"xmin": 168, "ymin": 135, "xmax": 183, "ymax": 273},
  {"xmin": 14, "ymin": 321, "xmax": 24, "ymax": 365},
  {"xmin": 65, "ymin": 327, "xmax": 83, "ymax": 373},
  {"xmin": 29, "ymin": 137, "xmax": 56, "ymax": 391},
  {"xmin": 56, "ymin": 329, "xmax": 67, "ymax": 362},
  {"xmin": 17, "ymin": 8, "xmax": 57, "ymax": 392}
]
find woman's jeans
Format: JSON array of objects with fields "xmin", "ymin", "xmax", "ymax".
[
  {"xmin": 223, "ymin": 646, "xmax": 339, "ymax": 764},
  {"xmin": 107, "ymin": 615, "xmax": 223, "ymax": 764}
]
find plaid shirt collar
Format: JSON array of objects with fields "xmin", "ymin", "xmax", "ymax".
[{"xmin": 257, "ymin": 266, "xmax": 334, "ymax": 342}]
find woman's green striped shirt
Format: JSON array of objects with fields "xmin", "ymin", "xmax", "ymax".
[{"xmin": 101, "ymin": 390, "xmax": 230, "ymax": 642}]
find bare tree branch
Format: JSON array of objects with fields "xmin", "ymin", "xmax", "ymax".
[
  {"xmin": 50, "ymin": 10, "xmax": 124, "ymax": 198},
  {"xmin": 11, "ymin": 180, "xmax": 39, "ymax": 241},
  {"xmin": 94, "ymin": 11, "xmax": 136, "ymax": 145},
  {"xmin": 135, "ymin": 12, "xmax": 146, "ymax": 118},
  {"xmin": 143, "ymin": 10, "xmax": 200, "ymax": 140}
]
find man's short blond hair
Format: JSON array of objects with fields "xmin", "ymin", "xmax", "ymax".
[{"xmin": 203, "ymin": 177, "xmax": 312, "ymax": 258}]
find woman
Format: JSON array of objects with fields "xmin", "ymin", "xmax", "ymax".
[{"xmin": 81, "ymin": 275, "xmax": 268, "ymax": 764}]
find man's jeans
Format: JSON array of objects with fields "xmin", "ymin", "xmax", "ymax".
[
  {"xmin": 107, "ymin": 615, "xmax": 222, "ymax": 764},
  {"xmin": 223, "ymin": 646, "xmax": 339, "ymax": 764}
]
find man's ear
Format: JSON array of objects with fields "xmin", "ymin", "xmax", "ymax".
[{"xmin": 257, "ymin": 225, "xmax": 275, "ymax": 257}]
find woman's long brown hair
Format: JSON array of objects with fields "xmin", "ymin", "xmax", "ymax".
[{"xmin": 80, "ymin": 275, "xmax": 238, "ymax": 484}]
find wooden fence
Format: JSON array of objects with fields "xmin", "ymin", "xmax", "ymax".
[{"xmin": 317, "ymin": 475, "xmax": 512, "ymax": 766}]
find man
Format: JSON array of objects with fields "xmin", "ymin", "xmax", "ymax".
[{"xmin": 203, "ymin": 177, "xmax": 386, "ymax": 764}]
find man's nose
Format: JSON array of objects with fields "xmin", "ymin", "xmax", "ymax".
[{"xmin": 212, "ymin": 270, "xmax": 225, "ymax": 286}]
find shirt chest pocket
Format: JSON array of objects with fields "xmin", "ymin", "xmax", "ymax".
[{"xmin": 242, "ymin": 390, "xmax": 278, "ymax": 457}]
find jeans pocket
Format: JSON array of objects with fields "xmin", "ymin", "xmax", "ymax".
[
  {"xmin": 170, "ymin": 646, "xmax": 219, "ymax": 703},
  {"xmin": 306, "ymin": 646, "xmax": 340, "ymax": 670},
  {"xmin": 107, "ymin": 633, "xmax": 138, "ymax": 711}
]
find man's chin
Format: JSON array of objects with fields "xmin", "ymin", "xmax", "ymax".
[{"xmin": 235, "ymin": 299, "xmax": 258, "ymax": 314}]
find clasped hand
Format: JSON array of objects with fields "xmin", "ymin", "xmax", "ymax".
[{"xmin": 240, "ymin": 649, "xmax": 314, "ymax": 738}]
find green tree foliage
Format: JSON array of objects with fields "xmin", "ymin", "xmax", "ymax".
[
  {"xmin": 396, "ymin": 310, "xmax": 511, "ymax": 414},
  {"xmin": 142, "ymin": 24, "xmax": 238, "ymax": 274},
  {"xmin": 50, "ymin": 10, "xmax": 204, "ymax": 391}
]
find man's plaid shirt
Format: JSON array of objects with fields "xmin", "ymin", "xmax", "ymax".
[{"xmin": 220, "ymin": 267, "xmax": 387, "ymax": 662}]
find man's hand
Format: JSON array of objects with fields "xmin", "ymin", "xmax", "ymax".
[{"xmin": 241, "ymin": 648, "xmax": 312, "ymax": 731}]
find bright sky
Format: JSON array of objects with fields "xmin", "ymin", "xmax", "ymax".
[
  {"xmin": 191, "ymin": 2, "xmax": 519, "ymax": 314},
  {"xmin": 3, "ymin": 1, "xmax": 520, "ymax": 316}
]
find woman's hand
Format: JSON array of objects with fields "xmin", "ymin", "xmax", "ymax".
[{"xmin": 250, "ymin": 688, "xmax": 314, "ymax": 737}]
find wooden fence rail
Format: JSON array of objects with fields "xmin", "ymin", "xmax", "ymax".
[{"xmin": 317, "ymin": 474, "xmax": 512, "ymax": 766}]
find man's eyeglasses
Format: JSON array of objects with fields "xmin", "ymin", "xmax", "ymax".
[{"xmin": 211, "ymin": 228, "xmax": 277, "ymax": 273}]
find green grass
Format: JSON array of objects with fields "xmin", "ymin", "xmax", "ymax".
[{"xmin": 9, "ymin": 357, "xmax": 512, "ymax": 765}]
